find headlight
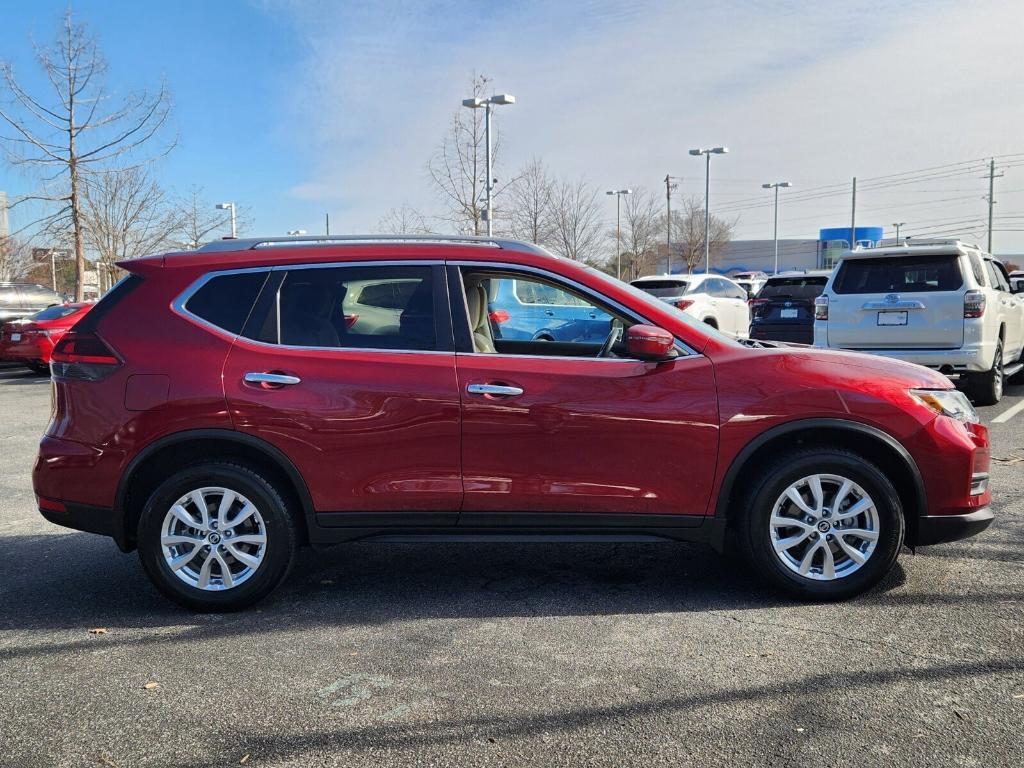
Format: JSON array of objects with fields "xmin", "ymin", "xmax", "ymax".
[{"xmin": 910, "ymin": 389, "xmax": 979, "ymax": 423}]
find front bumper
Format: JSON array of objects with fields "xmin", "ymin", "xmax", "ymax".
[{"xmin": 914, "ymin": 508, "xmax": 993, "ymax": 546}]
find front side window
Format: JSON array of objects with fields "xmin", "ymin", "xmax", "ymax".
[
  {"xmin": 985, "ymin": 260, "xmax": 1010, "ymax": 292},
  {"xmin": 258, "ymin": 265, "xmax": 437, "ymax": 351}
]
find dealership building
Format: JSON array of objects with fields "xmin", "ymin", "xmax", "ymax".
[{"xmin": 709, "ymin": 226, "xmax": 884, "ymax": 274}]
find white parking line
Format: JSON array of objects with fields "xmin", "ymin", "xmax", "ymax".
[{"xmin": 992, "ymin": 398, "xmax": 1024, "ymax": 424}]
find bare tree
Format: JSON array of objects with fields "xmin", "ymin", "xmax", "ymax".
[
  {"xmin": 174, "ymin": 186, "xmax": 249, "ymax": 249},
  {"xmin": 375, "ymin": 204, "xmax": 434, "ymax": 235},
  {"xmin": 669, "ymin": 196, "xmax": 735, "ymax": 273},
  {"xmin": 0, "ymin": 235, "xmax": 33, "ymax": 281},
  {"xmin": 0, "ymin": 11, "xmax": 172, "ymax": 299},
  {"xmin": 611, "ymin": 188, "xmax": 660, "ymax": 280},
  {"xmin": 548, "ymin": 178, "xmax": 605, "ymax": 263},
  {"xmin": 80, "ymin": 166, "xmax": 181, "ymax": 290},
  {"xmin": 427, "ymin": 73, "xmax": 517, "ymax": 235},
  {"xmin": 506, "ymin": 157, "xmax": 554, "ymax": 246}
]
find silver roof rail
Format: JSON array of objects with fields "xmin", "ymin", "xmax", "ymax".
[{"xmin": 195, "ymin": 234, "xmax": 553, "ymax": 257}]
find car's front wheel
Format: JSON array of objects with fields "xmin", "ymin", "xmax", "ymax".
[
  {"xmin": 137, "ymin": 462, "xmax": 297, "ymax": 611},
  {"xmin": 735, "ymin": 448, "xmax": 904, "ymax": 600}
]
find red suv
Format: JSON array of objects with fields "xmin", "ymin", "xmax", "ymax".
[{"xmin": 33, "ymin": 236, "xmax": 993, "ymax": 610}]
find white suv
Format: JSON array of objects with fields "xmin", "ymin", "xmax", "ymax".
[
  {"xmin": 630, "ymin": 273, "xmax": 750, "ymax": 337},
  {"xmin": 814, "ymin": 240, "xmax": 1024, "ymax": 404}
]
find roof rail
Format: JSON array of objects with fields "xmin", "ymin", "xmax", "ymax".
[
  {"xmin": 195, "ymin": 234, "xmax": 553, "ymax": 257},
  {"xmin": 872, "ymin": 237, "xmax": 982, "ymax": 251}
]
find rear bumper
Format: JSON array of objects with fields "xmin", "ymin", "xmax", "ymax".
[
  {"xmin": 750, "ymin": 324, "xmax": 813, "ymax": 345},
  {"xmin": 812, "ymin": 342, "xmax": 993, "ymax": 373},
  {"xmin": 39, "ymin": 499, "xmax": 116, "ymax": 538},
  {"xmin": 914, "ymin": 508, "xmax": 993, "ymax": 546}
]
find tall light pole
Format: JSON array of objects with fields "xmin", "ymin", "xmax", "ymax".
[
  {"xmin": 689, "ymin": 147, "xmax": 728, "ymax": 273},
  {"xmin": 664, "ymin": 174, "xmax": 680, "ymax": 273},
  {"xmin": 462, "ymin": 93, "xmax": 516, "ymax": 236},
  {"xmin": 215, "ymin": 202, "xmax": 237, "ymax": 239},
  {"xmin": 606, "ymin": 189, "xmax": 633, "ymax": 279},
  {"xmin": 893, "ymin": 222, "xmax": 906, "ymax": 243},
  {"xmin": 762, "ymin": 181, "xmax": 792, "ymax": 274}
]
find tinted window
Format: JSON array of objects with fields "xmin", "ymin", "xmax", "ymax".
[
  {"xmin": 759, "ymin": 277, "xmax": 828, "ymax": 301},
  {"xmin": 969, "ymin": 253, "xmax": 985, "ymax": 285},
  {"xmin": 186, "ymin": 272, "xmax": 268, "ymax": 334},
  {"xmin": 833, "ymin": 255, "xmax": 963, "ymax": 294},
  {"xmin": 630, "ymin": 280, "xmax": 688, "ymax": 298},
  {"xmin": 985, "ymin": 261, "xmax": 1010, "ymax": 292},
  {"xmin": 721, "ymin": 280, "xmax": 747, "ymax": 300},
  {"xmin": 31, "ymin": 305, "xmax": 81, "ymax": 321},
  {"xmin": 266, "ymin": 265, "xmax": 436, "ymax": 350}
]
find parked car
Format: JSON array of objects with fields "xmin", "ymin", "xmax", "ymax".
[
  {"xmin": 0, "ymin": 302, "xmax": 92, "ymax": 373},
  {"xmin": 735, "ymin": 278, "xmax": 766, "ymax": 298},
  {"xmin": 630, "ymin": 273, "xmax": 750, "ymax": 337},
  {"xmin": 814, "ymin": 239, "xmax": 1024, "ymax": 405},
  {"xmin": 35, "ymin": 235, "xmax": 992, "ymax": 610},
  {"xmin": 487, "ymin": 276, "xmax": 612, "ymax": 343},
  {"xmin": 749, "ymin": 271, "xmax": 831, "ymax": 344},
  {"xmin": 1009, "ymin": 270, "xmax": 1024, "ymax": 294},
  {"xmin": 0, "ymin": 282, "xmax": 65, "ymax": 324}
]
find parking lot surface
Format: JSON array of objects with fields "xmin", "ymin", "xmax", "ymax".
[{"xmin": 1, "ymin": 361, "xmax": 1022, "ymax": 767}]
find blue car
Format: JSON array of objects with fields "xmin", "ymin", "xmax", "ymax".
[{"xmin": 486, "ymin": 277, "xmax": 612, "ymax": 342}]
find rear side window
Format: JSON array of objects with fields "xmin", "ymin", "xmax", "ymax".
[
  {"xmin": 186, "ymin": 272, "xmax": 268, "ymax": 335},
  {"xmin": 631, "ymin": 280, "xmax": 688, "ymax": 298},
  {"xmin": 257, "ymin": 265, "xmax": 437, "ymax": 351},
  {"xmin": 833, "ymin": 255, "xmax": 963, "ymax": 294},
  {"xmin": 759, "ymin": 277, "xmax": 828, "ymax": 300}
]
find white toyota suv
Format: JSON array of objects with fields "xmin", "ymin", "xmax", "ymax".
[
  {"xmin": 630, "ymin": 273, "xmax": 750, "ymax": 337},
  {"xmin": 813, "ymin": 240, "xmax": 1024, "ymax": 404}
]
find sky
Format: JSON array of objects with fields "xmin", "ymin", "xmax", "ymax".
[{"xmin": 2, "ymin": 0, "xmax": 1024, "ymax": 254}]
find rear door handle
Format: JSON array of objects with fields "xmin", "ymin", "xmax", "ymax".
[
  {"xmin": 245, "ymin": 372, "xmax": 301, "ymax": 386},
  {"xmin": 467, "ymin": 383, "xmax": 524, "ymax": 397}
]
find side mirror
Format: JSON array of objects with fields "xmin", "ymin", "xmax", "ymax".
[{"xmin": 626, "ymin": 324, "xmax": 675, "ymax": 360}]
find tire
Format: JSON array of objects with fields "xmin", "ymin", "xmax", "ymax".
[
  {"xmin": 137, "ymin": 461, "xmax": 297, "ymax": 611},
  {"xmin": 734, "ymin": 448, "xmax": 905, "ymax": 601},
  {"xmin": 969, "ymin": 338, "xmax": 1003, "ymax": 406},
  {"xmin": 27, "ymin": 362, "xmax": 49, "ymax": 375}
]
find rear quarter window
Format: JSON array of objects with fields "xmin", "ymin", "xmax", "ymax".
[
  {"xmin": 833, "ymin": 255, "xmax": 963, "ymax": 294},
  {"xmin": 185, "ymin": 271, "xmax": 269, "ymax": 334}
]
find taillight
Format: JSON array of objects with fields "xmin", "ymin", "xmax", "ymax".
[
  {"xmin": 964, "ymin": 290, "xmax": 985, "ymax": 318},
  {"xmin": 814, "ymin": 295, "xmax": 829, "ymax": 321},
  {"xmin": 488, "ymin": 309, "xmax": 511, "ymax": 323},
  {"xmin": 343, "ymin": 314, "xmax": 359, "ymax": 329},
  {"xmin": 50, "ymin": 331, "xmax": 121, "ymax": 381},
  {"xmin": 674, "ymin": 299, "xmax": 694, "ymax": 311}
]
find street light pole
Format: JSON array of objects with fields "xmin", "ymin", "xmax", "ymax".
[
  {"xmin": 216, "ymin": 202, "xmax": 237, "ymax": 238},
  {"xmin": 462, "ymin": 93, "xmax": 516, "ymax": 237},
  {"xmin": 664, "ymin": 174, "xmax": 679, "ymax": 274},
  {"xmin": 762, "ymin": 181, "xmax": 792, "ymax": 274},
  {"xmin": 606, "ymin": 189, "xmax": 633, "ymax": 279},
  {"xmin": 689, "ymin": 147, "xmax": 729, "ymax": 273},
  {"xmin": 893, "ymin": 221, "xmax": 906, "ymax": 243}
]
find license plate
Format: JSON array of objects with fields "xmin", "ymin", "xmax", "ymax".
[
  {"xmin": 10, "ymin": 333, "xmax": 20, "ymax": 341},
  {"xmin": 877, "ymin": 311, "xmax": 908, "ymax": 326},
  {"xmin": 780, "ymin": 308, "xmax": 798, "ymax": 318}
]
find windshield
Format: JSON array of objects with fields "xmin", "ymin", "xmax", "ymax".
[
  {"xmin": 30, "ymin": 304, "xmax": 80, "ymax": 321},
  {"xmin": 759, "ymin": 277, "xmax": 828, "ymax": 301},
  {"xmin": 590, "ymin": 268, "xmax": 742, "ymax": 347},
  {"xmin": 630, "ymin": 279, "xmax": 688, "ymax": 298}
]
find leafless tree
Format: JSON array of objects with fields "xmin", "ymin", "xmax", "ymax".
[
  {"xmin": 375, "ymin": 204, "xmax": 434, "ymax": 235},
  {"xmin": 80, "ymin": 166, "xmax": 181, "ymax": 290},
  {"xmin": 0, "ymin": 235, "xmax": 33, "ymax": 281},
  {"xmin": 0, "ymin": 11, "xmax": 173, "ymax": 300},
  {"xmin": 506, "ymin": 157, "xmax": 555, "ymax": 246},
  {"xmin": 610, "ymin": 188, "xmax": 661, "ymax": 280},
  {"xmin": 669, "ymin": 196, "xmax": 736, "ymax": 273},
  {"xmin": 427, "ymin": 73, "xmax": 517, "ymax": 235},
  {"xmin": 548, "ymin": 177, "xmax": 605, "ymax": 263},
  {"xmin": 174, "ymin": 186, "xmax": 249, "ymax": 249}
]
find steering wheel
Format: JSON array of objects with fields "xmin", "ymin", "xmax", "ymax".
[{"xmin": 597, "ymin": 322, "xmax": 623, "ymax": 358}]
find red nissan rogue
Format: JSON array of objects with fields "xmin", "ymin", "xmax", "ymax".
[{"xmin": 33, "ymin": 236, "xmax": 993, "ymax": 610}]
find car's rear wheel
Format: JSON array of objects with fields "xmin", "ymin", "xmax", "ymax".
[
  {"xmin": 735, "ymin": 448, "xmax": 904, "ymax": 600},
  {"xmin": 137, "ymin": 462, "xmax": 297, "ymax": 611},
  {"xmin": 969, "ymin": 338, "xmax": 1004, "ymax": 405}
]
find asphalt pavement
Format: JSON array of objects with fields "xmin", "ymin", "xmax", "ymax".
[{"xmin": 0, "ymin": 361, "xmax": 1022, "ymax": 767}]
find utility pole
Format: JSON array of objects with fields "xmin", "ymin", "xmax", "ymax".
[
  {"xmin": 664, "ymin": 174, "xmax": 678, "ymax": 274},
  {"xmin": 987, "ymin": 158, "xmax": 999, "ymax": 254},
  {"xmin": 850, "ymin": 177, "xmax": 857, "ymax": 251}
]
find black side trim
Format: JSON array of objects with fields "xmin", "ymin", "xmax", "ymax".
[
  {"xmin": 458, "ymin": 512, "xmax": 704, "ymax": 528},
  {"xmin": 41, "ymin": 502, "xmax": 114, "ymax": 538},
  {"xmin": 115, "ymin": 429, "xmax": 317, "ymax": 548},
  {"xmin": 715, "ymin": 417, "xmax": 927, "ymax": 520},
  {"xmin": 913, "ymin": 508, "xmax": 992, "ymax": 546},
  {"xmin": 318, "ymin": 512, "xmax": 458, "ymax": 527}
]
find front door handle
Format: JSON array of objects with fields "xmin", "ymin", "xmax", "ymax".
[
  {"xmin": 467, "ymin": 383, "xmax": 524, "ymax": 397},
  {"xmin": 245, "ymin": 372, "xmax": 301, "ymax": 386}
]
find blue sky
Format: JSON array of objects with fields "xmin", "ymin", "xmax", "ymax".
[{"xmin": 3, "ymin": 0, "xmax": 1024, "ymax": 253}]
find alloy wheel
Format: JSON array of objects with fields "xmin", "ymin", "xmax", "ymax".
[
  {"xmin": 159, "ymin": 486, "xmax": 268, "ymax": 591},
  {"xmin": 769, "ymin": 473, "xmax": 880, "ymax": 581}
]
